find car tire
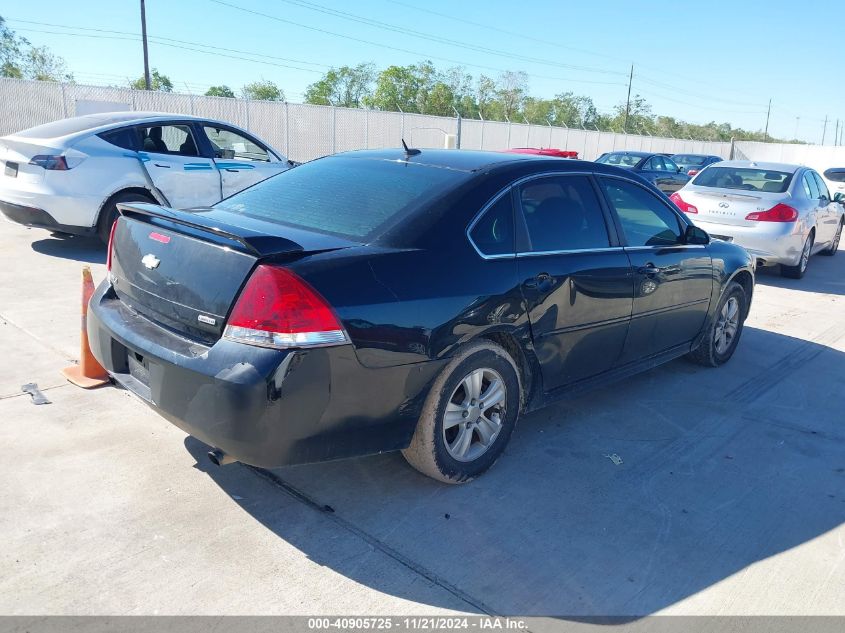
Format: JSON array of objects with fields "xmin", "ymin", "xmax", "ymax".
[
  {"xmin": 687, "ymin": 281, "xmax": 747, "ymax": 368},
  {"xmin": 96, "ymin": 191, "xmax": 155, "ymax": 244},
  {"xmin": 781, "ymin": 232, "xmax": 814, "ymax": 278},
  {"xmin": 820, "ymin": 220, "xmax": 843, "ymax": 256},
  {"xmin": 401, "ymin": 340, "xmax": 521, "ymax": 484}
]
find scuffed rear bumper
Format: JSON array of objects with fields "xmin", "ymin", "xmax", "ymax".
[{"xmin": 87, "ymin": 283, "xmax": 444, "ymax": 467}]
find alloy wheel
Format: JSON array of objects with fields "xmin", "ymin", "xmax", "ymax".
[
  {"xmin": 442, "ymin": 368, "xmax": 507, "ymax": 462},
  {"xmin": 800, "ymin": 236, "xmax": 812, "ymax": 272},
  {"xmin": 714, "ymin": 296, "xmax": 740, "ymax": 355}
]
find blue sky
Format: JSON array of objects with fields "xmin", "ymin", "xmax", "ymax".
[{"xmin": 5, "ymin": 0, "xmax": 843, "ymax": 143}]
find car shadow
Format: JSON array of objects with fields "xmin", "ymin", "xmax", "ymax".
[
  {"xmin": 182, "ymin": 325, "xmax": 845, "ymax": 617},
  {"xmin": 754, "ymin": 249, "xmax": 845, "ymax": 295},
  {"xmin": 30, "ymin": 233, "xmax": 105, "ymax": 264}
]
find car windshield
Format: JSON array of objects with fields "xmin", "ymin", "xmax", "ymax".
[
  {"xmin": 215, "ymin": 156, "xmax": 469, "ymax": 240},
  {"xmin": 595, "ymin": 153, "xmax": 642, "ymax": 168},
  {"xmin": 673, "ymin": 155, "xmax": 708, "ymax": 166},
  {"xmin": 692, "ymin": 166, "xmax": 794, "ymax": 193}
]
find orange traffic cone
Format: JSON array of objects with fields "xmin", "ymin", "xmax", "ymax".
[{"xmin": 61, "ymin": 266, "xmax": 109, "ymax": 389}]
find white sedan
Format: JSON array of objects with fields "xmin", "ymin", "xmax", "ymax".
[{"xmin": 0, "ymin": 112, "xmax": 290, "ymax": 242}]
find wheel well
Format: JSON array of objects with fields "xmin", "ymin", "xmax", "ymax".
[
  {"xmin": 731, "ymin": 270, "xmax": 754, "ymax": 318},
  {"xmin": 96, "ymin": 187, "xmax": 156, "ymax": 227},
  {"xmin": 481, "ymin": 331, "xmax": 535, "ymax": 410}
]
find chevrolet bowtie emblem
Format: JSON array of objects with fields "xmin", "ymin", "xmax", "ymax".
[{"xmin": 141, "ymin": 253, "xmax": 161, "ymax": 270}]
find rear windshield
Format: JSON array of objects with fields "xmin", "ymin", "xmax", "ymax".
[
  {"xmin": 673, "ymin": 155, "xmax": 708, "ymax": 166},
  {"xmin": 215, "ymin": 156, "xmax": 469, "ymax": 240},
  {"xmin": 595, "ymin": 153, "xmax": 643, "ymax": 168},
  {"xmin": 692, "ymin": 166, "xmax": 794, "ymax": 193}
]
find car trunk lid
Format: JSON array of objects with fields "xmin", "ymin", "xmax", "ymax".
[
  {"xmin": 678, "ymin": 187, "xmax": 789, "ymax": 228},
  {"xmin": 110, "ymin": 203, "xmax": 358, "ymax": 342}
]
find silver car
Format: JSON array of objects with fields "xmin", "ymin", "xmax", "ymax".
[{"xmin": 669, "ymin": 161, "xmax": 844, "ymax": 279}]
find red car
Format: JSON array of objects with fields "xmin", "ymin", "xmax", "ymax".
[{"xmin": 505, "ymin": 147, "xmax": 579, "ymax": 159}]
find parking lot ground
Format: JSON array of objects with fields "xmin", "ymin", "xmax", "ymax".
[{"xmin": 1, "ymin": 221, "xmax": 844, "ymax": 617}]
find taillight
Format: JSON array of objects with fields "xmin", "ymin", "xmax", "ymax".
[
  {"xmin": 745, "ymin": 203, "xmax": 798, "ymax": 222},
  {"xmin": 670, "ymin": 192, "xmax": 698, "ymax": 214},
  {"xmin": 106, "ymin": 220, "xmax": 118, "ymax": 273},
  {"xmin": 687, "ymin": 169, "xmax": 699, "ymax": 177},
  {"xmin": 224, "ymin": 265, "xmax": 348, "ymax": 349},
  {"xmin": 29, "ymin": 155, "xmax": 70, "ymax": 170}
]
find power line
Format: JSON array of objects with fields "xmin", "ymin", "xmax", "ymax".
[
  {"xmin": 206, "ymin": 0, "xmax": 627, "ymax": 87},
  {"xmin": 276, "ymin": 0, "xmax": 626, "ymax": 77}
]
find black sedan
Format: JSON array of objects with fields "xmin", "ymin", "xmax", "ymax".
[
  {"xmin": 88, "ymin": 149, "xmax": 754, "ymax": 483},
  {"xmin": 672, "ymin": 154, "xmax": 723, "ymax": 177},
  {"xmin": 594, "ymin": 151, "xmax": 690, "ymax": 193}
]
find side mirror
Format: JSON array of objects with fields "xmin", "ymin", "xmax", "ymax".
[
  {"xmin": 677, "ymin": 166, "xmax": 683, "ymax": 173},
  {"xmin": 834, "ymin": 192, "xmax": 844, "ymax": 203},
  {"xmin": 685, "ymin": 224, "xmax": 710, "ymax": 245}
]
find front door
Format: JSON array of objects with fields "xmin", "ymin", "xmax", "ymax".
[
  {"xmin": 516, "ymin": 174, "xmax": 633, "ymax": 391},
  {"xmin": 598, "ymin": 176, "xmax": 713, "ymax": 363},
  {"xmin": 201, "ymin": 125, "xmax": 288, "ymax": 198},
  {"xmin": 136, "ymin": 123, "xmax": 221, "ymax": 209}
]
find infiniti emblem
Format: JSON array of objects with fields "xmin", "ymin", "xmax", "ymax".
[
  {"xmin": 141, "ymin": 253, "xmax": 161, "ymax": 270},
  {"xmin": 719, "ymin": 202, "xmax": 730, "ymax": 208}
]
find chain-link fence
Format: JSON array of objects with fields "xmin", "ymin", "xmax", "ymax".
[{"xmin": 6, "ymin": 77, "xmax": 842, "ymax": 166}]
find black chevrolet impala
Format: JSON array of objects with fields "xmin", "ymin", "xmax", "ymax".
[{"xmin": 88, "ymin": 149, "xmax": 754, "ymax": 483}]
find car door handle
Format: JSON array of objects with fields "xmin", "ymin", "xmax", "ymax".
[
  {"xmin": 224, "ymin": 168, "xmax": 240, "ymax": 172},
  {"xmin": 637, "ymin": 265, "xmax": 661, "ymax": 275},
  {"xmin": 153, "ymin": 163, "xmax": 171, "ymax": 168},
  {"xmin": 524, "ymin": 272, "xmax": 553, "ymax": 289}
]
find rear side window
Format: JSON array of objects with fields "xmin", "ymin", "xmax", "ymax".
[
  {"xmin": 469, "ymin": 193, "xmax": 514, "ymax": 256},
  {"xmin": 600, "ymin": 178, "xmax": 682, "ymax": 247},
  {"xmin": 98, "ymin": 127, "xmax": 138, "ymax": 151},
  {"xmin": 811, "ymin": 171, "xmax": 830, "ymax": 199},
  {"xmin": 215, "ymin": 156, "xmax": 468, "ymax": 240},
  {"xmin": 518, "ymin": 175, "xmax": 610, "ymax": 252},
  {"xmin": 803, "ymin": 173, "xmax": 819, "ymax": 199}
]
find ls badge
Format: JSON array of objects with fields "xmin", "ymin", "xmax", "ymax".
[{"xmin": 141, "ymin": 253, "xmax": 161, "ymax": 270}]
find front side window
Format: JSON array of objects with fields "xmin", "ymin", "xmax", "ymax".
[
  {"xmin": 600, "ymin": 178, "xmax": 683, "ymax": 247},
  {"xmin": 664, "ymin": 157, "xmax": 680, "ymax": 172},
  {"xmin": 518, "ymin": 175, "xmax": 610, "ymax": 253},
  {"xmin": 204, "ymin": 126, "xmax": 270, "ymax": 162},
  {"xmin": 138, "ymin": 124, "xmax": 199, "ymax": 156},
  {"xmin": 469, "ymin": 193, "xmax": 514, "ymax": 256}
]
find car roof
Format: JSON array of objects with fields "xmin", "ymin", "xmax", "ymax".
[
  {"xmin": 335, "ymin": 148, "xmax": 592, "ymax": 172},
  {"xmin": 5, "ymin": 112, "xmax": 221, "ymax": 142},
  {"xmin": 710, "ymin": 160, "xmax": 803, "ymax": 173}
]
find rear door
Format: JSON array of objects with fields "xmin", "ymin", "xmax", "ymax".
[
  {"xmin": 810, "ymin": 170, "xmax": 837, "ymax": 245},
  {"xmin": 135, "ymin": 122, "xmax": 221, "ymax": 208},
  {"xmin": 598, "ymin": 176, "xmax": 712, "ymax": 363},
  {"xmin": 516, "ymin": 174, "xmax": 633, "ymax": 391},
  {"xmin": 200, "ymin": 125, "xmax": 288, "ymax": 198}
]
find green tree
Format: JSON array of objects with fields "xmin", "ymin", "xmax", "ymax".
[
  {"xmin": 205, "ymin": 85, "xmax": 235, "ymax": 98},
  {"xmin": 242, "ymin": 79, "xmax": 283, "ymax": 101},
  {"xmin": 366, "ymin": 64, "xmax": 423, "ymax": 112},
  {"xmin": 129, "ymin": 68, "xmax": 173, "ymax": 92},
  {"xmin": 1, "ymin": 16, "xmax": 72, "ymax": 81},
  {"xmin": 304, "ymin": 63, "xmax": 374, "ymax": 108},
  {"xmin": 496, "ymin": 70, "xmax": 527, "ymax": 121}
]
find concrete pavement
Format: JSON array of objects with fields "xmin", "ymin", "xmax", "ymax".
[{"xmin": 1, "ymin": 220, "xmax": 844, "ymax": 616}]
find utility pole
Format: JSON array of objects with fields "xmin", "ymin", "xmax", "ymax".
[
  {"xmin": 623, "ymin": 64, "xmax": 634, "ymax": 133},
  {"xmin": 140, "ymin": 0, "xmax": 151, "ymax": 90},
  {"xmin": 821, "ymin": 115, "xmax": 828, "ymax": 145},
  {"xmin": 763, "ymin": 98, "xmax": 771, "ymax": 142}
]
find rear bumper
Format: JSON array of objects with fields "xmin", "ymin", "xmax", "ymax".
[
  {"xmin": 0, "ymin": 199, "xmax": 94, "ymax": 236},
  {"xmin": 694, "ymin": 219, "xmax": 806, "ymax": 266},
  {"xmin": 87, "ymin": 283, "xmax": 443, "ymax": 467}
]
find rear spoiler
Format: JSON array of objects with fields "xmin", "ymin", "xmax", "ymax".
[{"xmin": 116, "ymin": 202, "xmax": 304, "ymax": 258}]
